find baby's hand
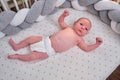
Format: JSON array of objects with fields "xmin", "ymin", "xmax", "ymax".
[
  {"xmin": 62, "ymin": 9, "xmax": 69, "ymax": 17},
  {"xmin": 96, "ymin": 37, "xmax": 103, "ymax": 45}
]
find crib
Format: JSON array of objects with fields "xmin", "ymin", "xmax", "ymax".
[
  {"xmin": 0, "ymin": 0, "xmax": 37, "ymax": 12},
  {"xmin": 0, "ymin": 0, "xmax": 120, "ymax": 80}
]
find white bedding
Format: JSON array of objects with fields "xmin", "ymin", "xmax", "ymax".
[{"xmin": 0, "ymin": 8, "xmax": 120, "ymax": 80}]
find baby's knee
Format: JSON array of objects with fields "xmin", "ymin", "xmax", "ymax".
[
  {"xmin": 30, "ymin": 52, "xmax": 41, "ymax": 59},
  {"xmin": 32, "ymin": 52, "xmax": 48, "ymax": 60}
]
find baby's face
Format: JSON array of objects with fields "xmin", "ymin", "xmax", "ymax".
[{"xmin": 73, "ymin": 18, "xmax": 91, "ymax": 36}]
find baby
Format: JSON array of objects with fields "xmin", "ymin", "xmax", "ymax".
[{"xmin": 8, "ymin": 9, "xmax": 103, "ymax": 62}]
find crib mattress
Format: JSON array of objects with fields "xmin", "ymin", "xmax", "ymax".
[{"xmin": 0, "ymin": 8, "xmax": 120, "ymax": 80}]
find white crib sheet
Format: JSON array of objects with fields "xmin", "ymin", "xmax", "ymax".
[{"xmin": 0, "ymin": 8, "xmax": 120, "ymax": 80}]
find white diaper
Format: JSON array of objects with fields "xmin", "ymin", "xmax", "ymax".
[{"xmin": 30, "ymin": 37, "xmax": 55, "ymax": 56}]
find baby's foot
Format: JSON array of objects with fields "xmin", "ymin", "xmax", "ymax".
[
  {"xmin": 8, "ymin": 54, "xmax": 19, "ymax": 59},
  {"xmin": 9, "ymin": 39, "xmax": 18, "ymax": 51}
]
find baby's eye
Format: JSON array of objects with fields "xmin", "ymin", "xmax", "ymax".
[{"xmin": 80, "ymin": 23, "xmax": 83, "ymax": 25}]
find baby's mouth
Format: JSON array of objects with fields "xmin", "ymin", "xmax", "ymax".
[
  {"xmin": 77, "ymin": 30, "xmax": 82, "ymax": 35},
  {"xmin": 79, "ymin": 30, "xmax": 82, "ymax": 33}
]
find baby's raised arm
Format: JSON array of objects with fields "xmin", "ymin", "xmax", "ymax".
[
  {"xmin": 58, "ymin": 9, "xmax": 69, "ymax": 29},
  {"xmin": 77, "ymin": 37, "xmax": 103, "ymax": 52}
]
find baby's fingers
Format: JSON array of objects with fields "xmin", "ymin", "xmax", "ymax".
[{"xmin": 64, "ymin": 9, "xmax": 69, "ymax": 16}]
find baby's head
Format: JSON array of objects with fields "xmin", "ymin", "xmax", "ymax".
[{"xmin": 73, "ymin": 17, "xmax": 92, "ymax": 36}]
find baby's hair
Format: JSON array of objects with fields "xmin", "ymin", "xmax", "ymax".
[{"xmin": 76, "ymin": 17, "xmax": 92, "ymax": 26}]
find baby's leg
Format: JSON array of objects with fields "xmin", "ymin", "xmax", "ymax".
[
  {"xmin": 8, "ymin": 51, "xmax": 48, "ymax": 62},
  {"xmin": 9, "ymin": 36, "xmax": 42, "ymax": 51}
]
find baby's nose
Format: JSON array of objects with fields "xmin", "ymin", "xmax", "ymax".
[{"xmin": 81, "ymin": 26, "xmax": 85, "ymax": 30}]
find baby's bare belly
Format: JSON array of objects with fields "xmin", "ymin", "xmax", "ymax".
[{"xmin": 50, "ymin": 37, "xmax": 75, "ymax": 53}]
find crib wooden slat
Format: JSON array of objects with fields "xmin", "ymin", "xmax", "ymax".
[
  {"xmin": 0, "ymin": 0, "xmax": 10, "ymax": 11},
  {"xmin": 13, "ymin": 0, "xmax": 19, "ymax": 11}
]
